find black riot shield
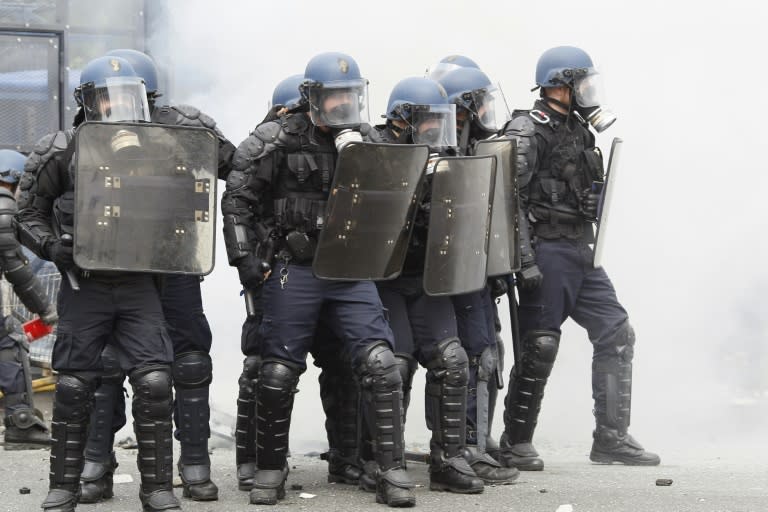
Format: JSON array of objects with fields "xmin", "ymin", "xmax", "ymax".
[
  {"xmin": 312, "ymin": 142, "xmax": 429, "ymax": 280},
  {"xmin": 73, "ymin": 122, "xmax": 218, "ymax": 275},
  {"xmin": 593, "ymin": 137, "xmax": 622, "ymax": 268},
  {"xmin": 423, "ymin": 155, "xmax": 496, "ymax": 296},
  {"xmin": 474, "ymin": 138, "xmax": 520, "ymax": 276}
]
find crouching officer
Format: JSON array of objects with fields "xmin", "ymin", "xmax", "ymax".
[{"xmin": 0, "ymin": 149, "xmax": 58, "ymax": 449}]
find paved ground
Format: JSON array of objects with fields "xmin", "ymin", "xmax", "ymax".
[{"xmin": 1, "ymin": 444, "xmax": 766, "ymax": 512}]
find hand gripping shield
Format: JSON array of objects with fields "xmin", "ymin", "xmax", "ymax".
[
  {"xmin": 423, "ymin": 155, "xmax": 496, "ymax": 296},
  {"xmin": 73, "ymin": 122, "xmax": 218, "ymax": 274},
  {"xmin": 313, "ymin": 142, "xmax": 429, "ymax": 280},
  {"xmin": 474, "ymin": 138, "xmax": 521, "ymax": 276},
  {"xmin": 593, "ymin": 137, "xmax": 622, "ymax": 269}
]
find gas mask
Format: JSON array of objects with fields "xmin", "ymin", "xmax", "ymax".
[
  {"xmin": 332, "ymin": 128, "xmax": 363, "ymax": 152},
  {"xmin": 573, "ymin": 72, "xmax": 617, "ymax": 133}
]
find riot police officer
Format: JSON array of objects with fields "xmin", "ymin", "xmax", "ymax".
[
  {"xmin": 365, "ymin": 76, "xmax": 486, "ymax": 493},
  {"xmin": 0, "ymin": 149, "xmax": 58, "ymax": 449},
  {"xmin": 222, "ymin": 52, "xmax": 415, "ymax": 507},
  {"xmin": 71, "ymin": 48, "xmax": 234, "ymax": 505},
  {"xmin": 235, "ymin": 74, "xmax": 363, "ymax": 491},
  {"xmin": 497, "ymin": 46, "xmax": 660, "ymax": 470},
  {"xmin": 16, "ymin": 56, "xmax": 180, "ymax": 512},
  {"xmin": 436, "ymin": 67, "xmax": 519, "ymax": 484}
]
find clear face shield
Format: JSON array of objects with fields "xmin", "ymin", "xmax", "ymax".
[
  {"xmin": 79, "ymin": 77, "xmax": 150, "ymax": 123},
  {"xmin": 307, "ymin": 79, "xmax": 370, "ymax": 130},
  {"xmin": 460, "ymin": 85, "xmax": 508, "ymax": 132},
  {"xmin": 408, "ymin": 104, "xmax": 457, "ymax": 150},
  {"xmin": 573, "ymin": 71, "xmax": 617, "ymax": 132}
]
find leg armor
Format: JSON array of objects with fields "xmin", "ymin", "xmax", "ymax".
[
  {"xmin": 464, "ymin": 346, "xmax": 518, "ymax": 484},
  {"xmin": 486, "ymin": 330, "xmax": 505, "ymax": 458},
  {"xmin": 1, "ymin": 342, "xmax": 50, "ymax": 448},
  {"xmin": 499, "ymin": 330, "xmax": 559, "ymax": 471},
  {"xmin": 249, "ymin": 360, "xmax": 300, "ymax": 506},
  {"xmin": 236, "ymin": 355, "xmax": 260, "ymax": 491},
  {"xmin": 172, "ymin": 351, "xmax": 218, "ymax": 501},
  {"xmin": 356, "ymin": 341, "xmax": 415, "ymax": 507},
  {"xmin": 590, "ymin": 322, "xmax": 659, "ymax": 466},
  {"xmin": 129, "ymin": 365, "xmax": 180, "ymax": 511},
  {"xmin": 41, "ymin": 372, "xmax": 98, "ymax": 512},
  {"xmin": 424, "ymin": 338, "xmax": 482, "ymax": 494},
  {"xmin": 80, "ymin": 346, "xmax": 126, "ymax": 504},
  {"xmin": 318, "ymin": 358, "xmax": 361, "ymax": 484}
]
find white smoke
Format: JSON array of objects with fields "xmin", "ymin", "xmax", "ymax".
[{"xmin": 146, "ymin": 0, "xmax": 768, "ymax": 457}]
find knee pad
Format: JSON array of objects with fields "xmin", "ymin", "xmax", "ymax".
[
  {"xmin": 427, "ymin": 337, "xmax": 468, "ymax": 388},
  {"xmin": 614, "ymin": 322, "xmax": 635, "ymax": 363},
  {"xmin": 356, "ymin": 341, "xmax": 401, "ymax": 392},
  {"xmin": 55, "ymin": 373, "xmax": 98, "ymax": 422},
  {"xmin": 172, "ymin": 351, "xmax": 213, "ymax": 389},
  {"xmin": 476, "ymin": 346, "xmax": 497, "ymax": 383},
  {"xmin": 259, "ymin": 360, "xmax": 300, "ymax": 392},
  {"xmin": 100, "ymin": 345, "xmax": 126, "ymax": 384},
  {"xmin": 522, "ymin": 330, "xmax": 560, "ymax": 378},
  {"xmin": 129, "ymin": 365, "xmax": 172, "ymax": 419}
]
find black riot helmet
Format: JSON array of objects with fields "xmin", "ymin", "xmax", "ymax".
[
  {"xmin": 535, "ymin": 46, "xmax": 617, "ymax": 132},
  {"xmin": 385, "ymin": 77, "xmax": 456, "ymax": 151},
  {"xmin": 300, "ymin": 52, "xmax": 370, "ymax": 130},
  {"xmin": 74, "ymin": 56, "xmax": 150, "ymax": 123}
]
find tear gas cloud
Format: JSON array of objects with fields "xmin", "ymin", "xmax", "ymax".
[{"xmin": 146, "ymin": 0, "xmax": 768, "ymax": 456}]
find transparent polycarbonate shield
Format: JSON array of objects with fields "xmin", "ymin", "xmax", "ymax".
[
  {"xmin": 475, "ymin": 138, "xmax": 520, "ymax": 276},
  {"xmin": 73, "ymin": 122, "xmax": 218, "ymax": 274},
  {"xmin": 593, "ymin": 137, "xmax": 622, "ymax": 268},
  {"xmin": 313, "ymin": 142, "xmax": 429, "ymax": 280},
  {"xmin": 423, "ymin": 155, "xmax": 496, "ymax": 296}
]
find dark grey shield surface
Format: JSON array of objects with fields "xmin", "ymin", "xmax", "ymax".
[
  {"xmin": 593, "ymin": 137, "xmax": 622, "ymax": 268},
  {"xmin": 423, "ymin": 155, "xmax": 496, "ymax": 296},
  {"xmin": 474, "ymin": 138, "xmax": 521, "ymax": 276},
  {"xmin": 313, "ymin": 142, "xmax": 429, "ymax": 280},
  {"xmin": 73, "ymin": 122, "xmax": 218, "ymax": 274}
]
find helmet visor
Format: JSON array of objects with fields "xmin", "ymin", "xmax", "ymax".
[
  {"xmin": 307, "ymin": 79, "xmax": 369, "ymax": 129},
  {"xmin": 410, "ymin": 104, "xmax": 457, "ymax": 149},
  {"xmin": 574, "ymin": 71, "xmax": 606, "ymax": 108},
  {"xmin": 467, "ymin": 84, "xmax": 508, "ymax": 132},
  {"xmin": 81, "ymin": 77, "xmax": 150, "ymax": 123}
]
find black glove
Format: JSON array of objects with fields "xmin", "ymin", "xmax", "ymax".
[
  {"xmin": 237, "ymin": 256, "xmax": 271, "ymax": 289},
  {"xmin": 46, "ymin": 237, "xmax": 74, "ymax": 270},
  {"xmin": 580, "ymin": 188, "xmax": 601, "ymax": 220},
  {"xmin": 488, "ymin": 277, "xmax": 509, "ymax": 298},
  {"xmin": 516, "ymin": 263, "xmax": 543, "ymax": 292}
]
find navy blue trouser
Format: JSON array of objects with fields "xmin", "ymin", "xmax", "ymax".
[
  {"xmin": 54, "ymin": 274, "xmax": 174, "ymax": 373},
  {"xmin": 375, "ymin": 275, "xmax": 457, "ymax": 365},
  {"xmin": 515, "ymin": 239, "xmax": 628, "ymax": 353},
  {"xmin": 258, "ymin": 264, "xmax": 393, "ymax": 370},
  {"xmin": 161, "ymin": 275, "xmax": 213, "ymax": 355},
  {"xmin": 0, "ymin": 333, "xmax": 24, "ymax": 401}
]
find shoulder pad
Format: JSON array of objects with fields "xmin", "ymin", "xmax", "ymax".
[
  {"xmin": 25, "ymin": 130, "xmax": 72, "ymax": 175},
  {"xmin": 0, "ymin": 188, "xmax": 16, "ymax": 208},
  {"xmin": 253, "ymin": 120, "xmax": 282, "ymax": 145},
  {"xmin": 504, "ymin": 114, "xmax": 536, "ymax": 137},
  {"xmin": 174, "ymin": 103, "xmax": 218, "ymax": 130},
  {"xmin": 282, "ymin": 113, "xmax": 310, "ymax": 135},
  {"xmin": 232, "ymin": 127, "xmax": 276, "ymax": 172}
]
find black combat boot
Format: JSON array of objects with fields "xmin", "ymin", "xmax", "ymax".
[
  {"xmin": 130, "ymin": 366, "xmax": 180, "ymax": 511},
  {"xmin": 79, "ymin": 363, "xmax": 125, "ymax": 504},
  {"xmin": 499, "ymin": 330, "xmax": 559, "ymax": 471},
  {"xmin": 235, "ymin": 355, "xmax": 259, "ymax": 490},
  {"xmin": 425, "ymin": 339, "xmax": 483, "ymax": 494},
  {"xmin": 463, "ymin": 348, "xmax": 518, "ymax": 485},
  {"xmin": 2, "ymin": 394, "xmax": 50, "ymax": 448},
  {"xmin": 249, "ymin": 361, "xmax": 299, "ymax": 505},
  {"xmin": 41, "ymin": 374, "xmax": 95, "ymax": 512},
  {"xmin": 79, "ymin": 453, "xmax": 118, "ymax": 503},
  {"xmin": 589, "ymin": 322, "xmax": 660, "ymax": 466},
  {"xmin": 319, "ymin": 362, "xmax": 362, "ymax": 484},
  {"xmin": 173, "ymin": 351, "xmax": 219, "ymax": 501}
]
